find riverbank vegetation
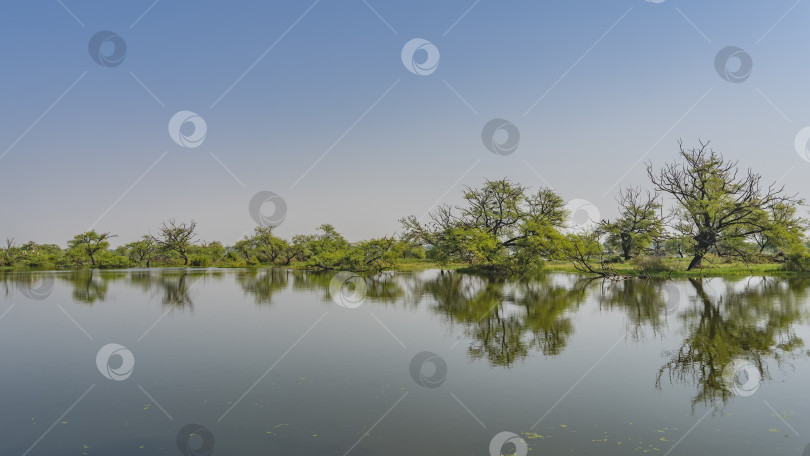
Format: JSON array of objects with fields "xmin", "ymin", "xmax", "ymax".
[{"xmin": 2, "ymin": 140, "xmax": 809, "ymax": 277}]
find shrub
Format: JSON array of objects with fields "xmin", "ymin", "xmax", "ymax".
[
  {"xmin": 784, "ymin": 253, "xmax": 810, "ymax": 273},
  {"xmin": 189, "ymin": 255, "xmax": 210, "ymax": 267},
  {"xmin": 631, "ymin": 255, "xmax": 671, "ymax": 273},
  {"xmin": 96, "ymin": 253, "xmax": 131, "ymax": 269}
]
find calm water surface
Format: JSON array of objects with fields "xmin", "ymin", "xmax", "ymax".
[{"xmin": 1, "ymin": 268, "xmax": 809, "ymax": 455}]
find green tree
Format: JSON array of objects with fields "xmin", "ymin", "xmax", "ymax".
[
  {"xmin": 280, "ymin": 234, "xmax": 312, "ymax": 265},
  {"xmin": 126, "ymin": 236, "xmax": 157, "ymax": 267},
  {"xmin": 67, "ymin": 230, "xmax": 115, "ymax": 267},
  {"xmin": 648, "ymin": 140, "xmax": 802, "ymax": 270},
  {"xmin": 401, "ymin": 178, "xmax": 569, "ymax": 272},
  {"xmin": 600, "ymin": 186, "xmax": 664, "ymax": 260},
  {"xmin": 343, "ymin": 236, "xmax": 399, "ymax": 273},
  {"xmin": 232, "ymin": 238, "xmax": 255, "ymax": 263},
  {"xmin": 247, "ymin": 226, "xmax": 288, "ymax": 264},
  {"xmin": 303, "ymin": 224, "xmax": 351, "ymax": 271}
]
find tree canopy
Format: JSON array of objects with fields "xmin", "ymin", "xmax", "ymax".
[{"xmin": 648, "ymin": 140, "xmax": 804, "ymax": 270}]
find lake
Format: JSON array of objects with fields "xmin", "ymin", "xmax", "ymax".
[{"xmin": 1, "ymin": 268, "xmax": 809, "ymax": 455}]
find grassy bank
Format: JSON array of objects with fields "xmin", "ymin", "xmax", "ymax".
[
  {"xmin": 0, "ymin": 257, "xmax": 799, "ymax": 278},
  {"xmin": 544, "ymin": 257, "xmax": 793, "ymax": 278}
]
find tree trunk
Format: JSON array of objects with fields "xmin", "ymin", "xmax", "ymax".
[
  {"xmin": 687, "ymin": 242, "xmax": 711, "ymax": 270},
  {"xmin": 687, "ymin": 233, "xmax": 716, "ymax": 271},
  {"xmin": 621, "ymin": 234, "xmax": 632, "ymax": 261},
  {"xmin": 687, "ymin": 253, "xmax": 704, "ymax": 271}
]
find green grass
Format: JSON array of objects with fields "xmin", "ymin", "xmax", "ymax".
[
  {"xmin": 1, "ymin": 257, "xmax": 799, "ymax": 278},
  {"xmin": 390, "ymin": 259, "xmax": 463, "ymax": 271}
]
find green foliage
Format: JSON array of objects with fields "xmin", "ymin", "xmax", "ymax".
[
  {"xmin": 0, "ymin": 239, "xmax": 23, "ymax": 267},
  {"xmin": 188, "ymin": 255, "xmax": 210, "ymax": 267},
  {"xmin": 126, "ymin": 237, "xmax": 157, "ymax": 267},
  {"xmin": 600, "ymin": 187, "xmax": 664, "ymax": 260},
  {"xmin": 96, "ymin": 251, "xmax": 131, "ymax": 269},
  {"xmin": 562, "ymin": 231, "xmax": 607, "ymax": 275},
  {"xmin": 280, "ymin": 234, "xmax": 312, "ymax": 265},
  {"xmin": 67, "ymin": 230, "xmax": 115, "ymax": 267},
  {"xmin": 751, "ymin": 202, "xmax": 808, "ymax": 255},
  {"xmin": 784, "ymin": 252, "xmax": 810, "ymax": 273},
  {"xmin": 401, "ymin": 178, "xmax": 569, "ymax": 274},
  {"xmin": 397, "ymin": 241, "xmax": 426, "ymax": 259},
  {"xmin": 341, "ymin": 237, "xmax": 400, "ymax": 273},
  {"xmin": 2, "ymin": 152, "xmax": 808, "ymax": 277},
  {"xmin": 249, "ymin": 227, "xmax": 288, "ymax": 263},
  {"xmin": 190, "ymin": 241, "xmax": 226, "ymax": 265},
  {"xmin": 302, "ymin": 224, "xmax": 351, "ymax": 271},
  {"xmin": 648, "ymin": 140, "xmax": 803, "ymax": 270}
]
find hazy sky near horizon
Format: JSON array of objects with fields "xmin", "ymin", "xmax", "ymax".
[{"xmin": 1, "ymin": 0, "xmax": 809, "ymax": 247}]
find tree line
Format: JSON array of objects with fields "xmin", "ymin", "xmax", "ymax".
[
  {"xmin": 0, "ymin": 219, "xmax": 422, "ymax": 273},
  {"xmin": 401, "ymin": 140, "xmax": 809, "ymax": 274},
  {"xmin": 1, "ymin": 141, "xmax": 809, "ymax": 275}
]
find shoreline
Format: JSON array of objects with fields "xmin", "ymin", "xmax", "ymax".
[{"xmin": 1, "ymin": 259, "xmax": 804, "ymax": 279}]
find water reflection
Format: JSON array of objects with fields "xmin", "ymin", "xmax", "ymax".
[
  {"xmin": 1, "ymin": 268, "xmax": 807, "ymax": 408},
  {"xmin": 424, "ymin": 273, "xmax": 586, "ymax": 364},
  {"xmin": 657, "ymin": 277, "xmax": 808, "ymax": 408}
]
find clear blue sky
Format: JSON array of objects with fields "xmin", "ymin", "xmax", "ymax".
[{"xmin": 1, "ymin": 0, "xmax": 808, "ymax": 246}]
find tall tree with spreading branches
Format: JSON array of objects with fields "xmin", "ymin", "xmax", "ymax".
[
  {"xmin": 647, "ymin": 140, "xmax": 802, "ymax": 270},
  {"xmin": 67, "ymin": 230, "xmax": 116, "ymax": 267},
  {"xmin": 152, "ymin": 219, "xmax": 197, "ymax": 265}
]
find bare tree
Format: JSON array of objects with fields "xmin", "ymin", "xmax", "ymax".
[
  {"xmin": 152, "ymin": 219, "xmax": 197, "ymax": 265},
  {"xmin": 1, "ymin": 238, "xmax": 22, "ymax": 267}
]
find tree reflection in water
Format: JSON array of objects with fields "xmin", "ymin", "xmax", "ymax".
[
  {"xmin": 5, "ymin": 268, "xmax": 806, "ymax": 407},
  {"xmin": 656, "ymin": 277, "xmax": 808, "ymax": 408}
]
